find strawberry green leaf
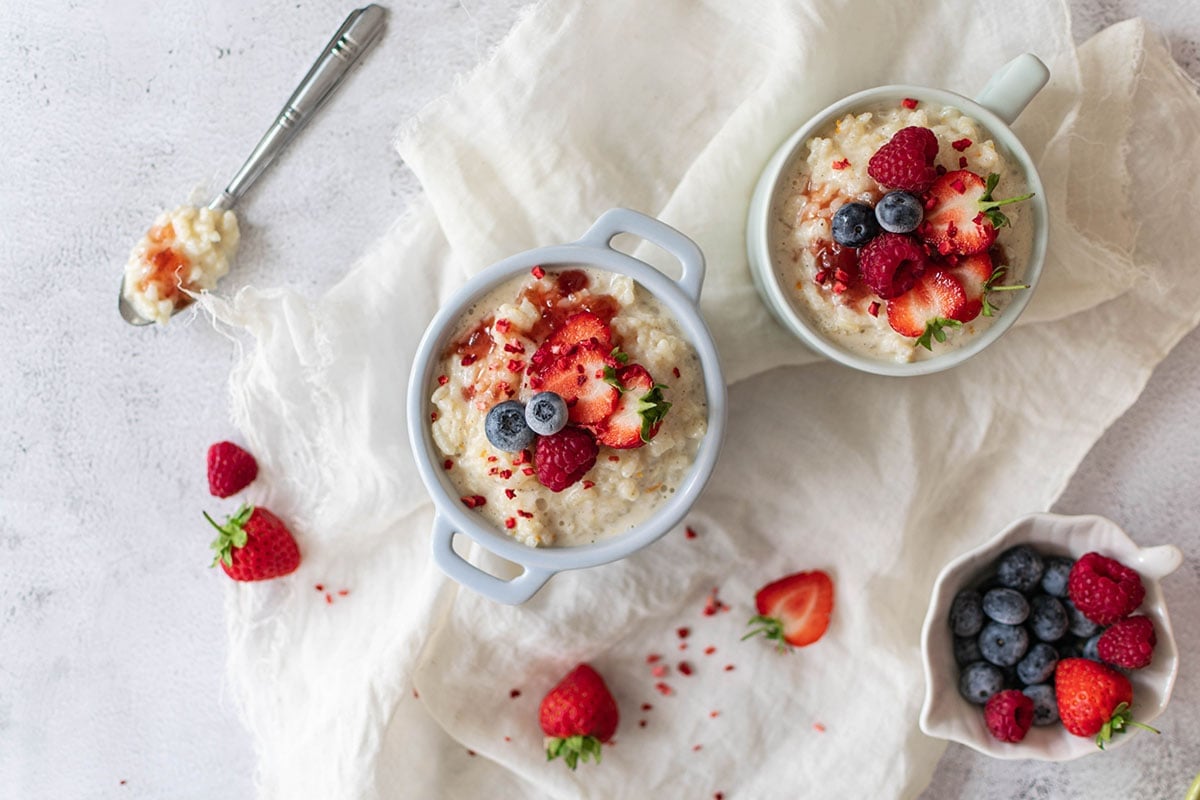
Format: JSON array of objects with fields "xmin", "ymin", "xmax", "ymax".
[
  {"xmin": 980, "ymin": 266, "xmax": 1031, "ymax": 317},
  {"xmin": 609, "ymin": 347, "xmax": 630, "ymax": 365},
  {"xmin": 1095, "ymin": 702, "xmax": 1159, "ymax": 750},
  {"xmin": 741, "ymin": 614, "xmax": 792, "ymax": 654},
  {"xmin": 205, "ymin": 504, "xmax": 254, "ymax": 568},
  {"xmin": 915, "ymin": 317, "xmax": 962, "ymax": 351},
  {"xmin": 602, "ymin": 366, "xmax": 623, "ymax": 391},
  {"xmin": 977, "ymin": 173, "xmax": 1034, "ymax": 229},
  {"xmin": 545, "ymin": 734, "xmax": 603, "ymax": 770},
  {"xmin": 636, "ymin": 384, "xmax": 672, "ymax": 442}
]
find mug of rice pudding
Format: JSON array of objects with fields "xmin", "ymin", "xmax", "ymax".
[
  {"xmin": 407, "ymin": 209, "xmax": 726, "ymax": 604},
  {"xmin": 746, "ymin": 54, "xmax": 1050, "ymax": 376}
]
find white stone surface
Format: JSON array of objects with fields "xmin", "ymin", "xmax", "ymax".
[{"xmin": 0, "ymin": 1, "xmax": 1196, "ymax": 798}]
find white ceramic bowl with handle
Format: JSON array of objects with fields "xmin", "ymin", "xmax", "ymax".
[
  {"xmin": 407, "ymin": 208, "xmax": 727, "ymax": 605},
  {"xmin": 746, "ymin": 54, "xmax": 1051, "ymax": 376},
  {"xmin": 920, "ymin": 512, "xmax": 1183, "ymax": 760}
]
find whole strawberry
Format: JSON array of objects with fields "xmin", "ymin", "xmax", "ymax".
[
  {"xmin": 984, "ymin": 689, "xmax": 1034, "ymax": 743},
  {"xmin": 539, "ymin": 663, "xmax": 619, "ymax": 769},
  {"xmin": 207, "ymin": 441, "xmax": 258, "ymax": 498},
  {"xmin": 743, "ymin": 570, "xmax": 834, "ymax": 652},
  {"xmin": 204, "ymin": 505, "xmax": 301, "ymax": 581},
  {"xmin": 1097, "ymin": 615, "xmax": 1157, "ymax": 669},
  {"xmin": 1055, "ymin": 657, "xmax": 1158, "ymax": 748},
  {"xmin": 1068, "ymin": 552, "xmax": 1145, "ymax": 626}
]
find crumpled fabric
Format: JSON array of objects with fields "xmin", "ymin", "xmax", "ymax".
[{"xmin": 200, "ymin": 2, "xmax": 1200, "ymax": 797}]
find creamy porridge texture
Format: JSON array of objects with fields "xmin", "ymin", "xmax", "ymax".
[
  {"xmin": 122, "ymin": 205, "xmax": 240, "ymax": 324},
  {"xmin": 430, "ymin": 267, "xmax": 707, "ymax": 547},
  {"xmin": 771, "ymin": 100, "xmax": 1035, "ymax": 362}
]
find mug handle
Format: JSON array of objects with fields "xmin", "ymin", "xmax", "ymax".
[
  {"xmin": 973, "ymin": 53, "xmax": 1050, "ymax": 126},
  {"xmin": 578, "ymin": 208, "xmax": 706, "ymax": 304},
  {"xmin": 431, "ymin": 514, "xmax": 555, "ymax": 605}
]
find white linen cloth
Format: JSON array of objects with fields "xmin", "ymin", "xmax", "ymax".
[{"xmin": 202, "ymin": 2, "xmax": 1200, "ymax": 797}]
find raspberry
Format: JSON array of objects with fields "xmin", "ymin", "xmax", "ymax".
[
  {"xmin": 983, "ymin": 689, "xmax": 1034, "ymax": 743},
  {"xmin": 867, "ymin": 126, "xmax": 939, "ymax": 192},
  {"xmin": 1067, "ymin": 552, "xmax": 1145, "ymax": 626},
  {"xmin": 857, "ymin": 233, "xmax": 927, "ymax": 298},
  {"xmin": 534, "ymin": 426, "xmax": 598, "ymax": 492},
  {"xmin": 207, "ymin": 441, "xmax": 258, "ymax": 498},
  {"xmin": 1097, "ymin": 615, "xmax": 1156, "ymax": 669}
]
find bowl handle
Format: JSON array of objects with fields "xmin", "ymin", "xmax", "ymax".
[
  {"xmin": 1135, "ymin": 544, "xmax": 1184, "ymax": 581},
  {"xmin": 431, "ymin": 514, "xmax": 555, "ymax": 605},
  {"xmin": 578, "ymin": 208, "xmax": 706, "ymax": 304},
  {"xmin": 973, "ymin": 53, "xmax": 1050, "ymax": 125}
]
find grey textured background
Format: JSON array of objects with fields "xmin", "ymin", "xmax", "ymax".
[{"xmin": 1, "ymin": 1, "xmax": 1197, "ymax": 798}]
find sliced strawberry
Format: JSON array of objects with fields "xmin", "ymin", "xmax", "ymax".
[
  {"xmin": 538, "ymin": 342, "xmax": 620, "ymax": 424},
  {"xmin": 743, "ymin": 570, "xmax": 834, "ymax": 651},
  {"xmin": 946, "ymin": 252, "xmax": 994, "ymax": 322},
  {"xmin": 593, "ymin": 365, "xmax": 672, "ymax": 449},
  {"xmin": 886, "ymin": 269, "xmax": 968, "ymax": 349},
  {"xmin": 529, "ymin": 313, "xmax": 614, "ymax": 376},
  {"xmin": 919, "ymin": 170, "xmax": 1034, "ymax": 256}
]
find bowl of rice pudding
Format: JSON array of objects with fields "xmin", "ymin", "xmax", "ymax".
[
  {"xmin": 747, "ymin": 54, "xmax": 1050, "ymax": 376},
  {"xmin": 407, "ymin": 208, "xmax": 726, "ymax": 604}
]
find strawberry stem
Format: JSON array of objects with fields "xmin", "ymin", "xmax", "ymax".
[
  {"xmin": 546, "ymin": 734, "xmax": 603, "ymax": 770},
  {"xmin": 205, "ymin": 504, "xmax": 252, "ymax": 568},
  {"xmin": 742, "ymin": 614, "xmax": 791, "ymax": 654},
  {"xmin": 1094, "ymin": 702, "xmax": 1159, "ymax": 750},
  {"xmin": 915, "ymin": 317, "xmax": 961, "ymax": 350},
  {"xmin": 979, "ymin": 173, "xmax": 1034, "ymax": 229},
  {"xmin": 636, "ymin": 385, "xmax": 672, "ymax": 442},
  {"xmin": 981, "ymin": 266, "xmax": 1031, "ymax": 317}
]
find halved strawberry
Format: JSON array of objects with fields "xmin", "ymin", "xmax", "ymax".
[
  {"xmin": 919, "ymin": 171, "xmax": 1033, "ymax": 256},
  {"xmin": 946, "ymin": 251, "xmax": 994, "ymax": 322},
  {"xmin": 593, "ymin": 365, "xmax": 672, "ymax": 449},
  {"xmin": 530, "ymin": 313, "xmax": 613, "ymax": 376},
  {"xmin": 743, "ymin": 570, "xmax": 834, "ymax": 651},
  {"xmin": 886, "ymin": 269, "xmax": 968, "ymax": 349},
  {"xmin": 538, "ymin": 342, "xmax": 620, "ymax": 424}
]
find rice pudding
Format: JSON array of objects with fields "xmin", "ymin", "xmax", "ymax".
[
  {"xmin": 771, "ymin": 99, "xmax": 1034, "ymax": 362},
  {"xmin": 430, "ymin": 267, "xmax": 707, "ymax": 547},
  {"xmin": 122, "ymin": 205, "xmax": 240, "ymax": 324}
]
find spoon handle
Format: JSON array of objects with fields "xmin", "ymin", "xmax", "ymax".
[{"xmin": 208, "ymin": 4, "xmax": 386, "ymax": 212}]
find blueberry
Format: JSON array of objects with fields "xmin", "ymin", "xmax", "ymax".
[
  {"xmin": 525, "ymin": 392, "xmax": 568, "ymax": 436},
  {"xmin": 995, "ymin": 545, "xmax": 1044, "ymax": 592},
  {"xmin": 1082, "ymin": 633, "xmax": 1102, "ymax": 662},
  {"xmin": 982, "ymin": 588, "xmax": 1030, "ymax": 625},
  {"xmin": 954, "ymin": 635, "xmax": 983, "ymax": 666},
  {"xmin": 484, "ymin": 400, "xmax": 535, "ymax": 452},
  {"xmin": 1040, "ymin": 556, "xmax": 1074, "ymax": 597},
  {"xmin": 1056, "ymin": 635, "xmax": 1084, "ymax": 659},
  {"xmin": 874, "ymin": 191, "xmax": 923, "ymax": 233},
  {"xmin": 1016, "ymin": 642, "xmax": 1059, "ymax": 685},
  {"xmin": 958, "ymin": 661, "xmax": 1005, "ymax": 705},
  {"xmin": 1064, "ymin": 598, "xmax": 1100, "ymax": 638},
  {"xmin": 1023, "ymin": 684, "xmax": 1060, "ymax": 726},
  {"xmin": 1028, "ymin": 595, "xmax": 1068, "ymax": 642},
  {"xmin": 831, "ymin": 202, "xmax": 880, "ymax": 248},
  {"xmin": 978, "ymin": 621, "xmax": 1029, "ymax": 667},
  {"xmin": 949, "ymin": 589, "xmax": 984, "ymax": 637}
]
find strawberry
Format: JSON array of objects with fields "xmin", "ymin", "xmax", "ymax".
[
  {"xmin": 536, "ymin": 342, "xmax": 620, "ymax": 424},
  {"xmin": 207, "ymin": 441, "xmax": 258, "ymax": 498},
  {"xmin": 885, "ymin": 269, "xmax": 967, "ymax": 348},
  {"xmin": 743, "ymin": 570, "xmax": 834, "ymax": 652},
  {"xmin": 918, "ymin": 171, "xmax": 1034, "ymax": 256},
  {"xmin": 592, "ymin": 365, "xmax": 672, "ymax": 449},
  {"xmin": 946, "ymin": 252, "xmax": 993, "ymax": 322},
  {"xmin": 539, "ymin": 663, "xmax": 619, "ymax": 769},
  {"xmin": 1055, "ymin": 658, "xmax": 1158, "ymax": 748},
  {"xmin": 530, "ymin": 313, "xmax": 613, "ymax": 375},
  {"xmin": 204, "ymin": 504, "xmax": 301, "ymax": 582},
  {"xmin": 867, "ymin": 126, "xmax": 939, "ymax": 193}
]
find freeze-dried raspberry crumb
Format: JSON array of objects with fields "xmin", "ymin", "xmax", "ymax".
[
  {"xmin": 655, "ymin": 682, "xmax": 672, "ymax": 696},
  {"xmin": 685, "ymin": 527, "xmax": 697, "ymax": 539},
  {"xmin": 646, "ymin": 653, "xmax": 662, "ymax": 664},
  {"xmin": 710, "ymin": 710, "xmax": 720, "ymax": 718},
  {"xmin": 337, "ymin": 589, "xmax": 349, "ymax": 596},
  {"xmin": 639, "ymin": 719, "xmax": 647, "ymax": 728},
  {"xmin": 951, "ymin": 137, "xmax": 972, "ymax": 151},
  {"xmin": 443, "ymin": 459, "xmax": 453, "ymax": 470},
  {"xmin": 723, "ymin": 664, "xmax": 735, "ymax": 672},
  {"xmin": 677, "ymin": 627, "xmax": 691, "ymax": 639},
  {"xmin": 704, "ymin": 646, "xmax": 716, "ymax": 655},
  {"xmin": 692, "ymin": 744, "xmax": 703, "ymax": 752},
  {"xmin": 437, "ymin": 375, "xmax": 448, "ymax": 386},
  {"xmin": 813, "ymin": 722, "xmax": 826, "ymax": 733},
  {"xmin": 902, "ymin": 97, "xmax": 918, "ymax": 109},
  {"xmin": 315, "ymin": 584, "xmax": 324, "ymax": 592},
  {"xmin": 531, "ymin": 266, "xmax": 545, "ymax": 279},
  {"xmin": 832, "ymin": 158, "xmax": 850, "ymax": 170},
  {"xmin": 679, "ymin": 642, "xmax": 688, "ymax": 651},
  {"xmin": 652, "ymin": 665, "xmax": 668, "ymax": 678},
  {"xmin": 325, "ymin": 593, "xmax": 333, "ymax": 605},
  {"xmin": 678, "ymin": 661, "xmax": 693, "ymax": 676},
  {"xmin": 467, "ymin": 750, "xmax": 476, "ymax": 757},
  {"xmin": 641, "ymin": 703, "xmax": 653, "ymax": 711},
  {"xmin": 509, "ymin": 689, "xmax": 521, "ymax": 698}
]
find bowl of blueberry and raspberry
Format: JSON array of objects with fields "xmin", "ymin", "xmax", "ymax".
[{"xmin": 919, "ymin": 513, "xmax": 1182, "ymax": 760}]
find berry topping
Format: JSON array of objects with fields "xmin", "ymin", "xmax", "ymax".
[
  {"xmin": 858, "ymin": 232, "xmax": 927, "ymax": 299},
  {"xmin": 982, "ymin": 588, "xmax": 1030, "ymax": 625},
  {"xmin": 743, "ymin": 570, "xmax": 834, "ymax": 652},
  {"xmin": 1097, "ymin": 615, "xmax": 1156, "ymax": 669},
  {"xmin": 978, "ymin": 621, "xmax": 1029, "ymax": 667},
  {"xmin": 885, "ymin": 269, "xmax": 967, "ymax": 348},
  {"xmin": 1028, "ymin": 594, "xmax": 1069, "ymax": 642},
  {"xmin": 484, "ymin": 400, "xmax": 536, "ymax": 452},
  {"xmin": 954, "ymin": 635, "xmax": 983, "ymax": 666},
  {"xmin": 204, "ymin": 505, "xmax": 301, "ymax": 582},
  {"xmin": 1016, "ymin": 642, "xmax": 1059, "ymax": 685},
  {"xmin": 958, "ymin": 661, "xmax": 1004, "ymax": 705},
  {"xmin": 1064, "ymin": 598, "xmax": 1101, "ymax": 638},
  {"xmin": 831, "ymin": 202, "xmax": 880, "ymax": 248},
  {"xmin": 1022, "ymin": 684, "xmax": 1059, "ymax": 726},
  {"xmin": 207, "ymin": 441, "xmax": 259, "ymax": 498},
  {"xmin": 995, "ymin": 545, "xmax": 1045, "ymax": 592},
  {"xmin": 919, "ymin": 171, "xmax": 1034, "ymax": 256},
  {"xmin": 949, "ymin": 589, "xmax": 984, "ymax": 637},
  {"xmin": 874, "ymin": 191, "xmax": 924, "ymax": 234},
  {"xmin": 984, "ymin": 689, "xmax": 1035, "ymax": 743},
  {"xmin": 525, "ymin": 392, "xmax": 569, "ymax": 436},
  {"xmin": 593, "ymin": 364, "xmax": 672, "ymax": 449},
  {"xmin": 867, "ymin": 126, "xmax": 939, "ymax": 192},
  {"xmin": 1068, "ymin": 552, "xmax": 1146, "ymax": 626},
  {"xmin": 546, "ymin": 311, "xmax": 612, "ymax": 353},
  {"xmin": 1041, "ymin": 557, "xmax": 1075, "ymax": 597},
  {"xmin": 534, "ymin": 426, "xmax": 599, "ymax": 492},
  {"xmin": 539, "ymin": 663, "xmax": 619, "ymax": 769},
  {"xmin": 537, "ymin": 342, "xmax": 620, "ymax": 425},
  {"xmin": 1055, "ymin": 658, "xmax": 1157, "ymax": 747}
]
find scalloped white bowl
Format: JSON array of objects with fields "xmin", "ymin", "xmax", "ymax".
[{"xmin": 919, "ymin": 512, "xmax": 1183, "ymax": 760}]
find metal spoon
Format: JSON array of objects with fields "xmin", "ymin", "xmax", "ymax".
[{"xmin": 119, "ymin": 4, "xmax": 387, "ymax": 326}]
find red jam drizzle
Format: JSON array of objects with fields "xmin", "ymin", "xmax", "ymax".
[
  {"xmin": 517, "ymin": 269, "xmax": 620, "ymax": 343},
  {"xmin": 135, "ymin": 223, "xmax": 194, "ymax": 308}
]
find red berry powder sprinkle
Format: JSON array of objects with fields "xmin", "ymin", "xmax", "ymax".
[
  {"xmin": 704, "ymin": 646, "xmax": 716, "ymax": 655},
  {"xmin": 832, "ymin": 158, "xmax": 850, "ymax": 170},
  {"xmin": 678, "ymin": 661, "xmax": 693, "ymax": 676},
  {"xmin": 902, "ymin": 97, "xmax": 918, "ymax": 109},
  {"xmin": 652, "ymin": 665, "xmax": 669, "ymax": 678},
  {"xmin": 510, "ymin": 689, "xmax": 521, "ymax": 698},
  {"xmin": 677, "ymin": 627, "xmax": 691, "ymax": 639},
  {"xmin": 951, "ymin": 138, "xmax": 972, "ymax": 151},
  {"xmin": 655, "ymin": 682, "xmax": 673, "ymax": 696},
  {"xmin": 685, "ymin": 527, "xmax": 697, "ymax": 539},
  {"xmin": 531, "ymin": 266, "xmax": 546, "ymax": 279},
  {"xmin": 646, "ymin": 653, "xmax": 662, "ymax": 664}
]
